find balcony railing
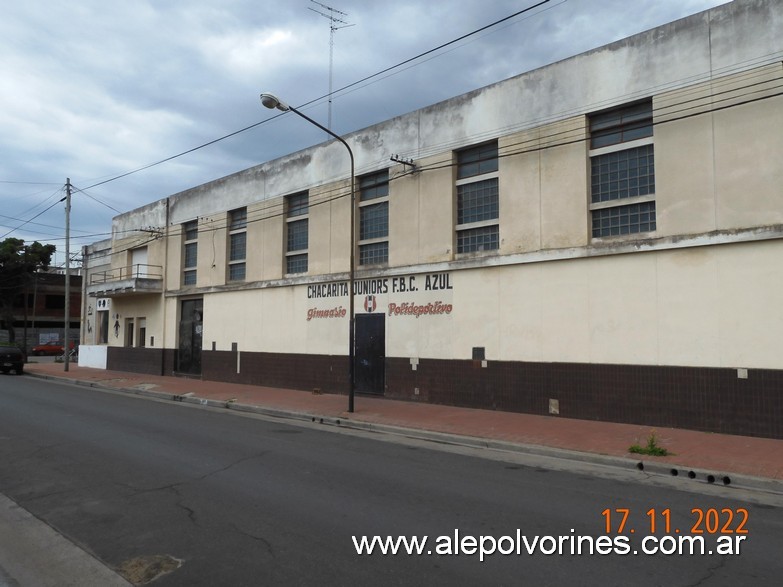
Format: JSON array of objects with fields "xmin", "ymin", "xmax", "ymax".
[
  {"xmin": 87, "ymin": 264, "xmax": 163, "ymax": 297},
  {"xmin": 90, "ymin": 264, "xmax": 163, "ymax": 284}
]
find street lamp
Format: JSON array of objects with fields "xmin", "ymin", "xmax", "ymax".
[{"xmin": 260, "ymin": 93, "xmax": 356, "ymax": 413}]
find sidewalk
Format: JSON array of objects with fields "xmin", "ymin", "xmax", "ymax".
[{"xmin": 22, "ymin": 362, "xmax": 783, "ymax": 488}]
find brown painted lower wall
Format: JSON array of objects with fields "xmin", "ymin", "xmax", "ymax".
[
  {"xmin": 202, "ymin": 350, "xmax": 348, "ymax": 394},
  {"xmin": 105, "ymin": 347, "xmax": 783, "ymax": 439},
  {"xmin": 107, "ymin": 346, "xmax": 166, "ymax": 376},
  {"xmin": 386, "ymin": 358, "xmax": 783, "ymax": 440}
]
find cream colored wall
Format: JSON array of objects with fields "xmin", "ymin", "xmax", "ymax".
[
  {"xmin": 387, "ymin": 163, "xmax": 420, "ymax": 267},
  {"xmin": 309, "ymin": 182, "xmax": 348, "ymax": 276},
  {"xmin": 202, "ymin": 286, "xmax": 345, "ymax": 355},
  {"xmin": 499, "ymin": 129, "xmax": 541, "ymax": 254},
  {"xmin": 539, "ymin": 123, "xmax": 589, "ymax": 250},
  {"xmin": 714, "ymin": 94, "xmax": 783, "ymax": 230},
  {"xmin": 151, "ymin": 74, "xmax": 782, "ymax": 369},
  {"xmin": 428, "ymin": 240, "xmax": 782, "ymax": 370},
  {"xmin": 655, "ymin": 64, "xmax": 783, "ymax": 237},
  {"xmin": 168, "ymin": 222, "xmax": 189, "ymax": 293},
  {"xmin": 260, "ymin": 214, "xmax": 284, "ymax": 280},
  {"xmin": 163, "ymin": 237, "xmax": 781, "ymax": 370},
  {"xmin": 163, "ymin": 297, "xmax": 180, "ymax": 349},
  {"xmin": 413, "ymin": 154, "xmax": 454, "ymax": 263},
  {"xmin": 167, "ymin": 222, "xmax": 188, "ymax": 287},
  {"xmin": 106, "ymin": 295, "xmax": 164, "ymax": 349},
  {"xmin": 155, "ymin": 70, "xmax": 781, "ymax": 292},
  {"xmin": 655, "ymin": 111, "xmax": 717, "ymax": 236}
]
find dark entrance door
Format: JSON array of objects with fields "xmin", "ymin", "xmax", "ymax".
[
  {"xmin": 177, "ymin": 299, "xmax": 203, "ymax": 375},
  {"xmin": 354, "ymin": 313, "xmax": 385, "ymax": 394}
]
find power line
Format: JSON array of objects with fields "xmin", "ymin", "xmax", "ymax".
[
  {"xmin": 70, "ymin": 185, "xmax": 123, "ymax": 214},
  {"xmin": 3, "ymin": 1, "xmax": 560, "ymax": 242},
  {"xmin": 0, "ymin": 195, "xmax": 66, "ymax": 240},
  {"xmin": 123, "ymin": 79, "xmax": 783, "ymax": 248},
  {"xmin": 79, "ymin": 1, "xmax": 555, "ymax": 193},
  {"xmin": 0, "ymin": 180, "xmax": 61, "ymax": 185}
]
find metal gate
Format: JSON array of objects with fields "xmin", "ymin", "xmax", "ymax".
[
  {"xmin": 354, "ymin": 313, "xmax": 385, "ymax": 394},
  {"xmin": 177, "ymin": 299, "xmax": 203, "ymax": 375}
]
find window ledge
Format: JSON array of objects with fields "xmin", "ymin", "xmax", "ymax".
[
  {"xmin": 589, "ymin": 136, "xmax": 653, "ymax": 157},
  {"xmin": 456, "ymin": 219, "xmax": 499, "ymax": 231},
  {"xmin": 589, "ymin": 193, "xmax": 655, "ymax": 211}
]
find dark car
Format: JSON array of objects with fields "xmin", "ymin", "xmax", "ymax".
[{"xmin": 0, "ymin": 345, "xmax": 24, "ymax": 375}]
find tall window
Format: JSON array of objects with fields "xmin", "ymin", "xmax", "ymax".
[
  {"xmin": 138, "ymin": 318, "xmax": 147, "ymax": 348},
  {"xmin": 98, "ymin": 310, "xmax": 109, "ymax": 344},
  {"xmin": 359, "ymin": 170, "xmax": 389, "ymax": 265},
  {"xmin": 228, "ymin": 207, "xmax": 247, "ymax": 281},
  {"xmin": 182, "ymin": 220, "xmax": 198, "ymax": 286},
  {"xmin": 286, "ymin": 192, "xmax": 308, "ymax": 274},
  {"xmin": 125, "ymin": 318, "xmax": 134, "ymax": 347},
  {"xmin": 456, "ymin": 141, "xmax": 499, "ymax": 254},
  {"xmin": 589, "ymin": 100, "xmax": 656, "ymax": 237}
]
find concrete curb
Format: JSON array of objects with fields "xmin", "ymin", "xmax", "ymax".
[
  {"xmin": 0, "ymin": 493, "xmax": 132, "ymax": 587},
  {"xmin": 28, "ymin": 371, "xmax": 783, "ymax": 497}
]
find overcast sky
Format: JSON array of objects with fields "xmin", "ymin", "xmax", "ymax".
[{"xmin": 0, "ymin": 0, "xmax": 730, "ymax": 266}]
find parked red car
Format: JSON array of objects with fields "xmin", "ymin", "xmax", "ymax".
[{"xmin": 31, "ymin": 341, "xmax": 75, "ymax": 356}]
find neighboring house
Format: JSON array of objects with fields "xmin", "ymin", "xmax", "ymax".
[
  {"xmin": 0, "ymin": 270, "xmax": 81, "ymax": 353},
  {"xmin": 79, "ymin": 239, "xmax": 113, "ymax": 367},
  {"xmin": 82, "ymin": 0, "xmax": 783, "ymax": 438}
]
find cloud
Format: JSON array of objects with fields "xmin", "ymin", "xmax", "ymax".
[{"xmin": 0, "ymin": 0, "xmax": 731, "ymax": 255}]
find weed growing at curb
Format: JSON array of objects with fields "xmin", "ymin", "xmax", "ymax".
[{"xmin": 629, "ymin": 430, "xmax": 671, "ymax": 457}]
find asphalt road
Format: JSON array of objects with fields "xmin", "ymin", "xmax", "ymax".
[{"xmin": 1, "ymin": 375, "xmax": 781, "ymax": 586}]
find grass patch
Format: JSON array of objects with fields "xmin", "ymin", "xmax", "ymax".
[{"xmin": 629, "ymin": 430, "xmax": 671, "ymax": 457}]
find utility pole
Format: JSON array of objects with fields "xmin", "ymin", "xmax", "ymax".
[
  {"xmin": 64, "ymin": 178, "xmax": 71, "ymax": 372},
  {"xmin": 308, "ymin": 0, "xmax": 354, "ymax": 132}
]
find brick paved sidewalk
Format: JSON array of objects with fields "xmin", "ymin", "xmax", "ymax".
[{"xmin": 22, "ymin": 362, "xmax": 783, "ymax": 483}]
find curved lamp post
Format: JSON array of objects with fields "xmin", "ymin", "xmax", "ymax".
[{"xmin": 260, "ymin": 93, "xmax": 356, "ymax": 413}]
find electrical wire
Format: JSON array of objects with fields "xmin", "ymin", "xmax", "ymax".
[
  {"xmin": 70, "ymin": 186, "xmax": 123, "ymax": 214},
  {"xmin": 0, "ymin": 195, "xmax": 67, "ymax": 240},
  {"xmin": 159, "ymin": 72, "xmax": 783, "ymax": 242},
  {"xmin": 76, "ymin": 1, "xmax": 555, "ymax": 193},
  {"xmin": 4, "ymin": 3, "xmax": 778, "ymax": 245}
]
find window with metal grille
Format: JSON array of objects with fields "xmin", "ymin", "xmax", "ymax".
[
  {"xmin": 359, "ymin": 242, "xmax": 388, "ymax": 265},
  {"xmin": 286, "ymin": 192, "xmax": 308, "ymax": 274},
  {"xmin": 359, "ymin": 171, "xmax": 389, "ymax": 265},
  {"xmin": 590, "ymin": 101, "xmax": 653, "ymax": 149},
  {"xmin": 182, "ymin": 220, "xmax": 197, "ymax": 286},
  {"xmin": 589, "ymin": 100, "xmax": 656, "ymax": 238},
  {"xmin": 591, "ymin": 145, "xmax": 655, "ymax": 203},
  {"xmin": 458, "ymin": 179, "xmax": 499, "ymax": 225},
  {"xmin": 227, "ymin": 208, "xmax": 246, "ymax": 281},
  {"xmin": 287, "ymin": 219, "xmax": 308, "ymax": 252},
  {"xmin": 457, "ymin": 142, "xmax": 499, "ymax": 179},
  {"xmin": 286, "ymin": 254, "xmax": 308, "ymax": 275},
  {"xmin": 456, "ymin": 142, "xmax": 499, "ymax": 254},
  {"xmin": 287, "ymin": 192, "xmax": 309, "ymax": 217},
  {"xmin": 457, "ymin": 225, "xmax": 500, "ymax": 254},
  {"xmin": 592, "ymin": 201, "xmax": 657, "ymax": 237}
]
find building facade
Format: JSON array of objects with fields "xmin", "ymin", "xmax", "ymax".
[
  {"xmin": 1, "ymin": 271, "xmax": 81, "ymax": 353},
  {"xmin": 82, "ymin": 0, "xmax": 783, "ymax": 438}
]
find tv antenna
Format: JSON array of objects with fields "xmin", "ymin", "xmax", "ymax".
[{"xmin": 308, "ymin": 0, "xmax": 354, "ymax": 132}]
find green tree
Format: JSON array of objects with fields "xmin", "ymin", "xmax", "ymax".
[{"xmin": 0, "ymin": 238, "xmax": 56, "ymax": 343}]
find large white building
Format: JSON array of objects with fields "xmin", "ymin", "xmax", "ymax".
[{"xmin": 81, "ymin": 0, "xmax": 783, "ymax": 438}]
